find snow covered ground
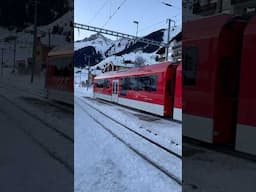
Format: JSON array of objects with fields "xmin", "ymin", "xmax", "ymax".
[{"xmin": 74, "ymin": 85, "xmax": 182, "ymax": 192}]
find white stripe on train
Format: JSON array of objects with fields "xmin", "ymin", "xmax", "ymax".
[
  {"xmin": 235, "ymin": 124, "xmax": 256, "ymax": 156},
  {"xmin": 173, "ymin": 108, "xmax": 182, "ymax": 121},
  {"xmin": 94, "ymin": 93, "xmax": 164, "ymax": 116}
]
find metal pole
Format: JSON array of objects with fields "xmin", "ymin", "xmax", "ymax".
[
  {"xmin": 87, "ymin": 56, "xmax": 91, "ymax": 91},
  {"xmin": 12, "ymin": 37, "xmax": 16, "ymax": 73},
  {"xmin": 1, "ymin": 48, "xmax": 4, "ymax": 76},
  {"xmin": 48, "ymin": 28, "xmax": 51, "ymax": 48},
  {"xmin": 79, "ymin": 67, "xmax": 82, "ymax": 87},
  {"xmin": 31, "ymin": 0, "xmax": 38, "ymax": 83},
  {"xmin": 133, "ymin": 21, "xmax": 139, "ymax": 37},
  {"xmin": 136, "ymin": 23, "xmax": 138, "ymax": 37},
  {"xmin": 165, "ymin": 19, "xmax": 171, "ymax": 61}
]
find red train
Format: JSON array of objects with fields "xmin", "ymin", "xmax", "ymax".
[
  {"xmin": 183, "ymin": 14, "xmax": 256, "ymax": 155},
  {"xmin": 46, "ymin": 45, "xmax": 74, "ymax": 105},
  {"xmin": 93, "ymin": 62, "xmax": 182, "ymax": 121}
]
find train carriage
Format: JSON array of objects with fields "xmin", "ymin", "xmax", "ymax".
[
  {"xmin": 93, "ymin": 62, "xmax": 181, "ymax": 119},
  {"xmin": 46, "ymin": 45, "xmax": 74, "ymax": 105},
  {"xmin": 183, "ymin": 14, "xmax": 248, "ymax": 144},
  {"xmin": 183, "ymin": 13, "xmax": 256, "ymax": 156}
]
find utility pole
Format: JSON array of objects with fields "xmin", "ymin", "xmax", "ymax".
[
  {"xmin": 12, "ymin": 37, "xmax": 16, "ymax": 73},
  {"xmin": 48, "ymin": 28, "xmax": 51, "ymax": 48},
  {"xmin": 165, "ymin": 18, "xmax": 176, "ymax": 61},
  {"xmin": 1, "ymin": 48, "xmax": 4, "ymax": 76},
  {"xmin": 87, "ymin": 55, "xmax": 91, "ymax": 91},
  {"xmin": 31, "ymin": 0, "xmax": 39, "ymax": 83},
  {"xmin": 165, "ymin": 19, "xmax": 171, "ymax": 61},
  {"xmin": 79, "ymin": 67, "xmax": 82, "ymax": 87},
  {"xmin": 217, "ymin": 0, "xmax": 223, "ymax": 14}
]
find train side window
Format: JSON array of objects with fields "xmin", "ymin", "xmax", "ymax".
[
  {"xmin": 130, "ymin": 77, "xmax": 137, "ymax": 91},
  {"xmin": 120, "ymin": 79, "xmax": 124, "ymax": 95},
  {"xmin": 104, "ymin": 80, "xmax": 110, "ymax": 89},
  {"xmin": 183, "ymin": 47, "xmax": 198, "ymax": 86},
  {"xmin": 149, "ymin": 75, "xmax": 157, "ymax": 92},
  {"xmin": 95, "ymin": 79, "xmax": 110, "ymax": 89},
  {"xmin": 136, "ymin": 75, "xmax": 157, "ymax": 92}
]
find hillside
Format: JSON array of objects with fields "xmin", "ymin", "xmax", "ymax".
[
  {"xmin": 0, "ymin": 9, "xmax": 73, "ymax": 66},
  {"xmin": 74, "ymin": 25, "xmax": 181, "ymax": 74}
]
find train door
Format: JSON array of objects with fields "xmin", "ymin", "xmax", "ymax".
[
  {"xmin": 164, "ymin": 64, "xmax": 177, "ymax": 117},
  {"xmin": 173, "ymin": 64, "xmax": 182, "ymax": 121},
  {"xmin": 112, "ymin": 80, "xmax": 119, "ymax": 103},
  {"xmin": 236, "ymin": 15, "xmax": 256, "ymax": 155}
]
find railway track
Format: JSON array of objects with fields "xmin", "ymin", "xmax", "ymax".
[
  {"xmin": 0, "ymin": 83, "xmax": 74, "ymax": 174},
  {"xmin": 0, "ymin": 93, "xmax": 74, "ymax": 173},
  {"xmin": 75, "ymin": 96, "xmax": 182, "ymax": 186},
  {"xmin": 81, "ymin": 97, "xmax": 181, "ymax": 159},
  {"xmin": 91, "ymin": 97, "xmax": 182, "ymax": 124},
  {"xmin": 0, "ymin": 85, "xmax": 74, "ymax": 142}
]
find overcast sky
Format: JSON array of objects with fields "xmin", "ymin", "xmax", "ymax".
[{"xmin": 74, "ymin": 0, "xmax": 181, "ymax": 40}]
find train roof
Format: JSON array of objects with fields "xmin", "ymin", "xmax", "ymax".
[
  {"xmin": 94, "ymin": 62, "xmax": 176, "ymax": 80},
  {"xmin": 48, "ymin": 44, "xmax": 73, "ymax": 57},
  {"xmin": 183, "ymin": 14, "xmax": 247, "ymax": 41}
]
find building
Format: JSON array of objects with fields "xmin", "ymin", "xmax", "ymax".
[
  {"xmin": 156, "ymin": 32, "xmax": 182, "ymax": 63},
  {"xmin": 102, "ymin": 62, "xmax": 135, "ymax": 73}
]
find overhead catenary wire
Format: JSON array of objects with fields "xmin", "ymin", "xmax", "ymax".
[
  {"xmin": 89, "ymin": 0, "xmax": 109, "ymax": 24},
  {"xmin": 102, "ymin": 0, "xmax": 128, "ymax": 28},
  {"xmin": 138, "ymin": 20, "xmax": 166, "ymax": 33}
]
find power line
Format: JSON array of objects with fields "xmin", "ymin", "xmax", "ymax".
[
  {"xmin": 89, "ymin": 0, "xmax": 109, "ymax": 24},
  {"xmin": 102, "ymin": 0, "xmax": 128, "ymax": 28},
  {"xmin": 74, "ymin": 22, "xmax": 168, "ymax": 47},
  {"xmin": 139, "ymin": 20, "xmax": 166, "ymax": 33}
]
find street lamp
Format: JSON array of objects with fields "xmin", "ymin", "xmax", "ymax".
[{"xmin": 133, "ymin": 21, "xmax": 139, "ymax": 37}]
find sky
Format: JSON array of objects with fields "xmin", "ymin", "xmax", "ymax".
[{"xmin": 74, "ymin": 0, "xmax": 182, "ymax": 41}]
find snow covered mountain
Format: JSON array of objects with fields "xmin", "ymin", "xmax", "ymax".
[
  {"xmin": 74, "ymin": 27, "xmax": 181, "ymax": 69},
  {"xmin": 75, "ymin": 33, "xmax": 113, "ymax": 54}
]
